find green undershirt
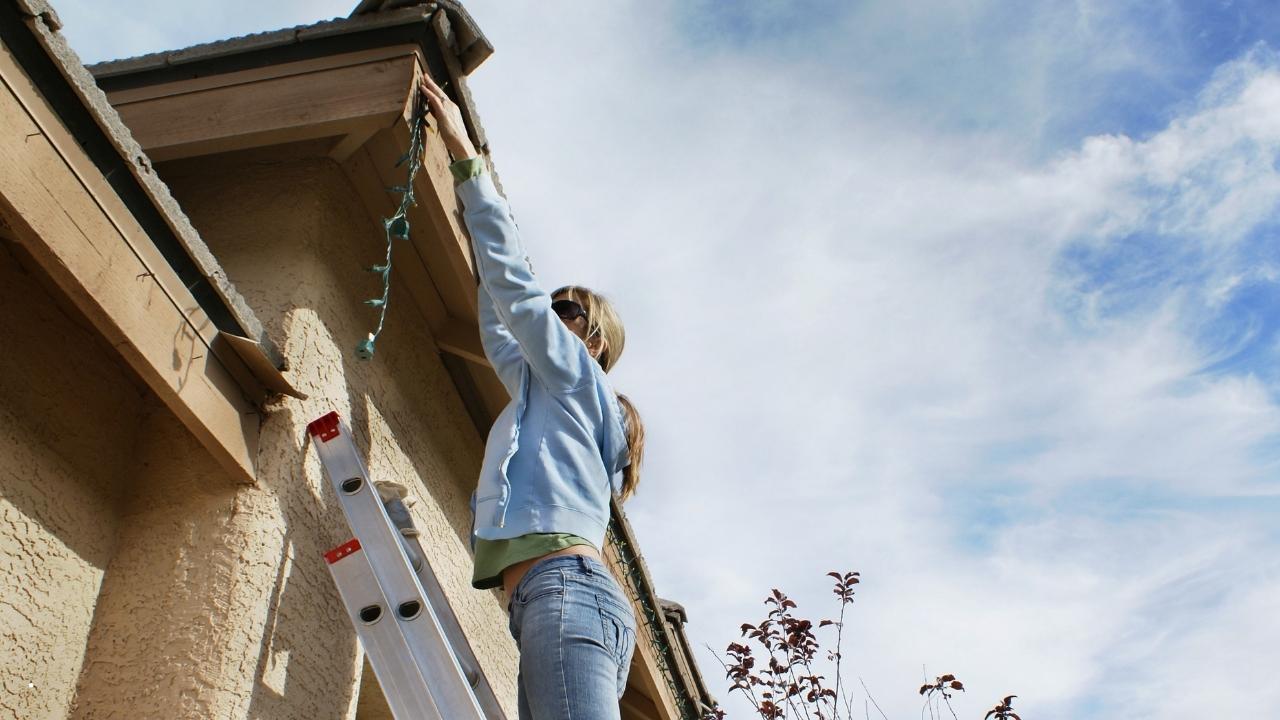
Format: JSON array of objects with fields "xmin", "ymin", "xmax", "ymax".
[
  {"xmin": 450, "ymin": 156, "xmax": 487, "ymax": 184},
  {"xmin": 453, "ymin": 156, "xmax": 595, "ymax": 590},
  {"xmin": 471, "ymin": 534, "xmax": 594, "ymax": 590}
]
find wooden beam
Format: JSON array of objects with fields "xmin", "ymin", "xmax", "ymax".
[
  {"xmin": 328, "ymin": 120, "xmax": 380, "ymax": 163},
  {"xmin": 112, "ymin": 54, "xmax": 418, "ymax": 161},
  {"xmin": 406, "ymin": 122, "xmax": 478, "ymax": 299},
  {"xmin": 343, "ymin": 132, "xmax": 511, "ymax": 423},
  {"xmin": 0, "ymin": 41, "xmax": 258, "ymax": 484},
  {"xmin": 435, "ymin": 317, "xmax": 486, "ymax": 365},
  {"xmin": 604, "ymin": 500, "xmax": 699, "ymax": 720},
  {"xmin": 217, "ymin": 332, "xmax": 306, "ymax": 400},
  {"xmin": 621, "ymin": 688, "xmax": 663, "ymax": 720},
  {"xmin": 466, "ymin": 360, "xmax": 511, "ymax": 417}
]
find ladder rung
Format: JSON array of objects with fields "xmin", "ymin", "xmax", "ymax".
[{"xmin": 310, "ymin": 412, "xmax": 492, "ymax": 720}]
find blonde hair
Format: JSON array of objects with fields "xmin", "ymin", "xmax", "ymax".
[
  {"xmin": 553, "ymin": 285, "xmax": 642, "ymax": 500},
  {"xmin": 615, "ymin": 394, "xmax": 644, "ymax": 502},
  {"xmin": 553, "ymin": 285, "xmax": 625, "ymax": 372}
]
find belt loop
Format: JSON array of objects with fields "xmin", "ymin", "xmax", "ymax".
[{"xmin": 578, "ymin": 554, "xmax": 592, "ymax": 575}]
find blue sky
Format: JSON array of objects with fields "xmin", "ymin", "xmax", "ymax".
[{"xmin": 57, "ymin": 1, "xmax": 1280, "ymax": 718}]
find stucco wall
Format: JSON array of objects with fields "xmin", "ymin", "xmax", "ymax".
[
  {"xmin": 0, "ymin": 244, "xmax": 145, "ymax": 720},
  {"xmin": 149, "ymin": 151, "xmax": 519, "ymax": 719}
]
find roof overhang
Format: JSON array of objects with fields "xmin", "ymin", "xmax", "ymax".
[
  {"xmin": 0, "ymin": 0, "xmax": 304, "ymax": 483},
  {"xmin": 86, "ymin": 4, "xmax": 511, "ymax": 429}
]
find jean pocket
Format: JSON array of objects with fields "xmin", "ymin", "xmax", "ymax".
[
  {"xmin": 595, "ymin": 595, "xmax": 635, "ymax": 665},
  {"xmin": 618, "ymin": 624, "xmax": 636, "ymax": 670}
]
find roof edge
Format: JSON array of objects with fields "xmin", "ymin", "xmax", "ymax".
[
  {"xmin": 88, "ymin": 2, "xmax": 492, "ymax": 81},
  {"xmin": 351, "ymin": 1, "xmax": 492, "ymax": 74},
  {"xmin": 88, "ymin": 5, "xmax": 435, "ymax": 80},
  {"xmin": 11, "ymin": 0, "xmax": 284, "ymax": 369},
  {"xmin": 609, "ymin": 498, "xmax": 718, "ymax": 715}
]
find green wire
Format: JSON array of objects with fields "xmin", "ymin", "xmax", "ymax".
[
  {"xmin": 356, "ymin": 110, "xmax": 426, "ymax": 360},
  {"xmin": 608, "ymin": 518, "xmax": 704, "ymax": 719}
]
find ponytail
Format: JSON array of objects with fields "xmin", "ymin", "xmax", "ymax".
[
  {"xmin": 616, "ymin": 393, "xmax": 644, "ymax": 502},
  {"xmin": 549, "ymin": 285, "xmax": 642, "ymax": 499}
]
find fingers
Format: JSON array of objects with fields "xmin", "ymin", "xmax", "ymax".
[
  {"xmin": 420, "ymin": 69, "xmax": 444, "ymax": 94},
  {"xmin": 418, "ymin": 70, "xmax": 448, "ymax": 108}
]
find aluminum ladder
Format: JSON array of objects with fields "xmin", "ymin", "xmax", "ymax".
[{"xmin": 308, "ymin": 410, "xmax": 503, "ymax": 720}]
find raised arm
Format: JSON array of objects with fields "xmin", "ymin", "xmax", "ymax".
[
  {"xmin": 476, "ymin": 279, "xmax": 524, "ymax": 396},
  {"xmin": 421, "ymin": 71, "xmax": 593, "ymax": 392}
]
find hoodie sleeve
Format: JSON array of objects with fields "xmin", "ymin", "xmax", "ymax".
[
  {"xmin": 455, "ymin": 168, "xmax": 595, "ymax": 392},
  {"xmin": 476, "ymin": 281, "xmax": 525, "ymax": 397}
]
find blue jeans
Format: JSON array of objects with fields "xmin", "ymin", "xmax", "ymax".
[{"xmin": 507, "ymin": 554, "xmax": 637, "ymax": 720}]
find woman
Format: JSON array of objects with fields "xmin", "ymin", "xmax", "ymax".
[{"xmin": 419, "ymin": 71, "xmax": 644, "ymax": 720}]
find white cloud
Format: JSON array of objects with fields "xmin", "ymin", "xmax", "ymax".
[
  {"xmin": 49, "ymin": 1, "xmax": 1280, "ymax": 717},
  {"xmin": 461, "ymin": 3, "xmax": 1280, "ymax": 718}
]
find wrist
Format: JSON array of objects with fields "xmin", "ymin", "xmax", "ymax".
[{"xmin": 448, "ymin": 138, "xmax": 478, "ymax": 161}]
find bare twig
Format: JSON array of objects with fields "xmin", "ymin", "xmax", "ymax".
[{"xmin": 858, "ymin": 677, "xmax": 889, "ymax": 720}]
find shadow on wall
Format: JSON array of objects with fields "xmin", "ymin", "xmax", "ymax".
[
  {"xmin": 146, "ymin": 151, "xmax": 498, "ymax": 715},
  {"xmin": 0, "ymin": 235, "xmax": 148, "ymax": 719},
  {"xmin": 246, "ymin": 404, "xmax": 360, "ymax": 717}
]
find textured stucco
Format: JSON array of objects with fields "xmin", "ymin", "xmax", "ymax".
[
  {"xmin": 148, "ymin": 152, "xmax": 518, "ymax": 719},
  {"xmin": 3, "ymin": 145, "xmax": 519, "ymax": 719},
  {"xmin": 0, "ymin": 244, "xmax": 145, "ymax": 720}
]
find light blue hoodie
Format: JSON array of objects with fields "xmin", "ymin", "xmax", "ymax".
[{"xmin": 456, "ymin": 170, "xmax": 629, "ymax": 552}]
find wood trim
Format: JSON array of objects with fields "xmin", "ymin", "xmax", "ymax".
[
  {"xmin": 628, "ymin": 632, "xmax": 683, "ymax": 720},
  {"xmin": 104, "ymin": 44, "xmax": 419, "ymax": 105},
  {"xmin": 340, "ymin": 130, "xmax": 511, "ymax": 428},
  {"xmin": 621, "ymin": 689, "xmax": 663, "ymax": 720},
  {"xmin": 430, "ymin": 10, "xmax": 487, "ymax": 153},
  {"xmin": 328, "ymin": 120, "xmax": 381, "ymax": 163},
  {"xmin": 217, "ymin": 332, "xmax": 306, "ymax": 400},
  {"xmin": 435, "ymin": 317, "xmax": 486, "ymax": 366},
  {"xmin": 0, "ymin": 40, "xmax": 258, "ymax": 484},
  {"xmin": 606, "ymin": 500, "xmax": 700, "ymax": 720},
  {"xmin": 112, "ymin": 54, "xmax": 418, "ymax": 161}
]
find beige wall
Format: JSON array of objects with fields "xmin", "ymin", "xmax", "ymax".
[
  {"xmin": 3, "ymin": 147, "xmax": 521, "ymax": 718},
  {"xmin": 0, "ymin": 244, "xmax": 145, "ymax": 719},
  {"xmin": 148, "ymin": 151, "xmax": 518, "ymax": 718}
]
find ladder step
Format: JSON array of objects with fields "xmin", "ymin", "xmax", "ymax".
[{"xmin": 310, "ymin": 412, "xmax": 492, "ymax": 720}]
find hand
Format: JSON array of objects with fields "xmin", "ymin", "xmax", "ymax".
[{"xmin": 418, "ymin": 70, "xmax": 477, "ymax": 160}]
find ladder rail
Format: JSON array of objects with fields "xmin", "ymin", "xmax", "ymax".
[
  {"xmin": 310, "ymin": 412, "xmax": 491, "ymax": 720},
  {"xmin": 325, "ymin": 539, "xmax": 443, "ymax": 719},
  {"xmin": 401, "ymin": 527, "xmax": 509, "ymax": 720}
]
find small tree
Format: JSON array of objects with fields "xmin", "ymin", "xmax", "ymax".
[{"xmin": 705, "ymin": 571, "xmax": 1020, "ymax": 720}]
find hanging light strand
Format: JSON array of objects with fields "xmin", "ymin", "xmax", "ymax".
[{"xmin": 356, "ymin": 108, "xmax": 426, "ymax": 360}]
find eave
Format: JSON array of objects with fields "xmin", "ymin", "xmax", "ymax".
[
  {"xmin": 88, "ymin": 6, "xmax": 510, "ymax": 430},
  {"xmin": 0, "ymin": 0, "xmax": 301, "ymax": 484}
]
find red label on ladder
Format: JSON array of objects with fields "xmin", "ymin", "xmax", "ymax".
[
  {"xmin": 324, "ymin": 538, "xmax": 361, "ymax": 564},
  {"xmin": 308, "ymin": 411, "xmax": 341, "ymax": 442}
]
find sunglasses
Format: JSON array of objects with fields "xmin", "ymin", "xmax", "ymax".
[{"xmin": 552, "ymin": 299, "xmax": 588, "ymax": 322}]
